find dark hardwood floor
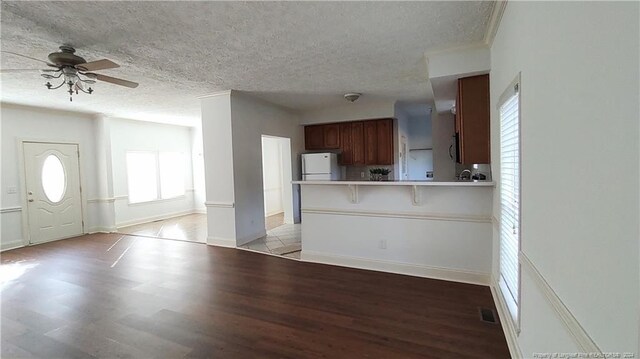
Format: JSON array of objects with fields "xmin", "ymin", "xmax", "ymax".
[{"xmin": 1, "ymin": 233, "xmax": 510, "ymax": 358}]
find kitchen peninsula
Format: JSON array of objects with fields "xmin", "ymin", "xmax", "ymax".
[{"xmin": 293, "ymin": 180, "xmax": 494, "ymax": 285}]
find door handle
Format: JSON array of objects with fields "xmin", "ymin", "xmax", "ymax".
[{"xmin": 28, "ymin": 199, "xmax": 34, "ymax": 202}]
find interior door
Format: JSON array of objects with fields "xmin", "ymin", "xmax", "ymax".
[{"xmin": 23, "ymin": 142, "xmax": 84, "ymax": 244}]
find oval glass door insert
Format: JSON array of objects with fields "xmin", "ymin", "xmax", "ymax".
[{"xmin": 42, "ymin": 154, "xmax": 66, "ymax": 203}]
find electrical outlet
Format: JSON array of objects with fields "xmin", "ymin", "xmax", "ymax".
[
  {"xmin": 360, "ymin": 172, "xmax": 365, "ymax": 178},
  {"xmin": 379, "ymin": 239, "xmax": 387, "ymax": 249},
  {"xmin": 7, "ymin": 186, "xmax": 17, "ymax": 194}
]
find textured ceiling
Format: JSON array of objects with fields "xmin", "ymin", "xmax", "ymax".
[{"xmin": 1, "ymin": 1, "xmax": 493, "ymax": 126}]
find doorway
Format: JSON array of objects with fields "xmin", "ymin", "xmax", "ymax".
[
  {"xmin": 22, "ymin": 142, "xmax": 84, "ymax": 244},
  {"xmin": 260, "ymin": 135, "xmax": 294, "ymax": 226},
  {"xmin": 239, "ymin": 135, "xmax": 300, "ymax": 259}
]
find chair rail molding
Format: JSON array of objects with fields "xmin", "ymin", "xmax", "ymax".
[
  {"xmin": 204, "ymin": 201, "xmax": 235, "ymax": 208},
  {"xmin": 520, "ymin": 253, "xmax": 601, "ymax": 354},
  {"xmin": 87, "ymin": 198, "xmax": 116, "ymax": 204},
  {"xmin": 302, "ymin": 207, "xmax": 492, "ymax": 224}
]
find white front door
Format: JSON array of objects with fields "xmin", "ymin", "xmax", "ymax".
[{"xmin": 23, "ymin": 142, "xmax": 84, "ymax": 244}]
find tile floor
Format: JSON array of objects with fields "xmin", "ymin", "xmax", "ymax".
[
  {"xmin": 118, "ymin": 212, "xmax": 301, "ymax": 259},
  {"xmin": 118, "ymin": 213, "xmax": 207, "ymax": 243},
  {"xmin": 240, "ymin": 221, "xmax": 302, "ymax": 259}
]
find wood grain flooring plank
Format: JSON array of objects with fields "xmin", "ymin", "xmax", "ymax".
[{"xmin": 1, "ymin": 233, "xmax": 510, "ymax": 358}]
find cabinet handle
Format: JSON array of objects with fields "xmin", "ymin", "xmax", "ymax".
[{"xmin": 448, "ymin": 144, "xmax": 453, "ymax": 159}]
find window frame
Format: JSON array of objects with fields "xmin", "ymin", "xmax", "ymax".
[
  {"xmin": 125, "ymin": 150, "xmax": 186, "ymax": 205},
  {"xmin": 497, "ymin": 73, "xmax": 522, "ymax": 334}
]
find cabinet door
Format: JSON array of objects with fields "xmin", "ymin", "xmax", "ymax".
[
  {"xmin": 351, "ymin": 122, "xmax": 365, "ymax": 165},
  {"xmin": 323, "ymin": 124, "xmax": 340, "ymax": 149},
  {"xmin": 458, "ymin": 74, "xmax": 490, "ymax": 164},
  {"xmin": 304, "ymin": 125, "xmax": 324, "ymax": 150},
  {"xmin": 364, "ymin": 121, "xmax": 378, "ymax": 165},
  {"xmin": 339, "ymin": 123, "xmax": 353, "ymax": 165},
  {"xmin": 376, "ymin": 119, "xmax": 394, "ymax": 165}
]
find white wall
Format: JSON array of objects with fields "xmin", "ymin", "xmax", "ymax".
[
  {"xmin": 394, "ymin": 106, "xmax": 409, "ymax": 180},
  {"xmin": 230, "ymin": 91, "xmax": 303, "ymax": 245},
  {"xmin": 92, "ymin": 114, "xmax": 116, "ymax": 232},
  {"xmin": 300, "ymin": 100, "xmax": 395, "ymax": 125},
  {"xmin": 1, "ymin": 104, "xmax": 203, "ymax": 250},
  {"xmin": 0, "ymin": 104, "xmax": 99, "ymax": 249},
  {"xmin": 108, "ymin": 118, "xmax": 195, "ymax": 227},
  {"xmin": 201, "ymin": 92, "xmax": 237, "ymax": 247},
  {"xmin": 407, "ymin": 115, "xmax": 432, "ymax": 149},
  {"xmin": 261, "ymin": 136, "xmax": 284, "ymax": 216},
  {"xmin": 432, "ymin": 111, "xmax": 456, "ymax": 181},
  {"xmin": 490, "ymin": 2, "xmax": 639, "ymax": 356},
  {"xmin": 300, "ymin": 183, "xmax": 494, "ymax": 285},
  {"xmin": 191, "ymin": 126, "xmax": 206, "ymax": 213}
]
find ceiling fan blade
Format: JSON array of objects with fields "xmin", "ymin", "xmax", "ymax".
[
  {"xmin": 77, "ymin": 59, "xmax": 119, "ymax": 72},
  {"xmin": 0, "ymin": 68, "xmax": 43, "ymax": 73},
  {"xmin": 94, "ymin": 73, "xmax": 138, "ymax": 88},
  {"xmin": 0, "ymin": 51, "xmax": 56, "ymax": 67}
]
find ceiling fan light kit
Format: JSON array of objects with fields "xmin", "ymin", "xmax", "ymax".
[{"xmin": 1, "ymin": 45, "xmax": 138, "ymax": 102}]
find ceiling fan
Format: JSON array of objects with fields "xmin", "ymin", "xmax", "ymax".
[{"xmin": 0, "ymin": 45, "xmax": 138, "ymax": 101}]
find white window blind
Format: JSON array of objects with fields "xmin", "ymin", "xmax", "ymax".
[{"xmin": 499, "ymin": 79, "xmax": 521, "ymax": 325}]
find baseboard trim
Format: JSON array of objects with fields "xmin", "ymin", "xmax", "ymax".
[
  {"xmin": 236, "ymin": 230, "xmax": 267, "ymax": 247},
  {"xmin": 116, "ymin": 210, "xmax": 200, "ymax": 228},
  {"xmin": 206, "ymin": 236, "xmax": 236, "ymax": 248},
  {"xmin": 87, "ymin": 226, "xmax": 118, "ymax": 234},
  {"xmin": 490, "ymin": 277, "xmax": 523, "ymax": 359},
  {"xmin": 301, "ymin": 250, "xmax": 489, "ymax": 286},
  {"xmin": 521, "ymin": 253, "xmax": 601, "ymax": 354},
  {"xmin": 265, "ymin": 210, "xmax": 284, "ymax": 217},
  {"xmin": 1, "ymin": 240, "xmax": 25, "ymax": 252}
]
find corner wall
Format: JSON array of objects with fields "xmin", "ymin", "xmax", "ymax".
[
  {"xmin": 108, "ymin": 118, "xmax": 196, "ymax": 227},
  {"xmin": 230, "ymin": 91, "xmax": 303, "ymax": 245},
  {"xmin": 0, "ymin": 104, "xmax": 99, "ymax": 249},
  {"xmin": 490, "ymin": 2, "xmax": 639, "ymax": 355}
]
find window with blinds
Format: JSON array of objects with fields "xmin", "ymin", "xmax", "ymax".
[{"xmin": 498, "ymin": 76, "xmax": 521, "ymax": 328}]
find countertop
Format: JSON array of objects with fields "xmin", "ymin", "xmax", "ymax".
[{"xmin": 292, "ymin": 180, "xmax": 494, "ymax": 187}]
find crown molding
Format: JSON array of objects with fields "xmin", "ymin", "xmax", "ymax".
[{"xmin": 484, "ymin": 0, "xmax": 508, "ymax": 46}]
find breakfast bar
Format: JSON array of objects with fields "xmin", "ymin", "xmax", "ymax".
[{"xmin": 293, "ymin": 180, "xmax": 495, "ymax": 285}]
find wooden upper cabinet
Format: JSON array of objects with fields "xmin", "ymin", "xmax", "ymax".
[
  {"xmin": 363, "ymin": 121, "xmax": 378, "ymax": 165},
  {"xmin": 323, "ymin": 124, "xmax": 340, "ymax": 149},
  {"xmin": 351, "ymin": 122, "xmax": 365, "ymax": 165},
  {"xmin": 375, "ymin": 119, "xmax": 394, "ymax": 165},
  {"xmin": 339, "ymin": 123, "xmax": 353, "ymax": 165},
  {"xmin": 304, "ymin": 125, "xmax": 324, "ymax": 150},
  {"xmin": 457, "ymin": 74, "xmax": 490, "ymax": 164},
  {"xmin": 304, "ymin": 119, "xmax": 394, "ymax": 166}
]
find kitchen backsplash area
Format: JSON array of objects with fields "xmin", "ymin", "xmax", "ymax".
[
  {"xmin": 343, "ymin": 165, "xmax": 395, "ymax": 181},
  {"xmin": 455, "ymin": 163, "xmax": 492, "ymax": 181}
]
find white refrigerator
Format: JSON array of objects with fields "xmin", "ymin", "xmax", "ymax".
[{"xmin": 301, "ymin": 153, "xmax": 340, "ymax": 180}]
